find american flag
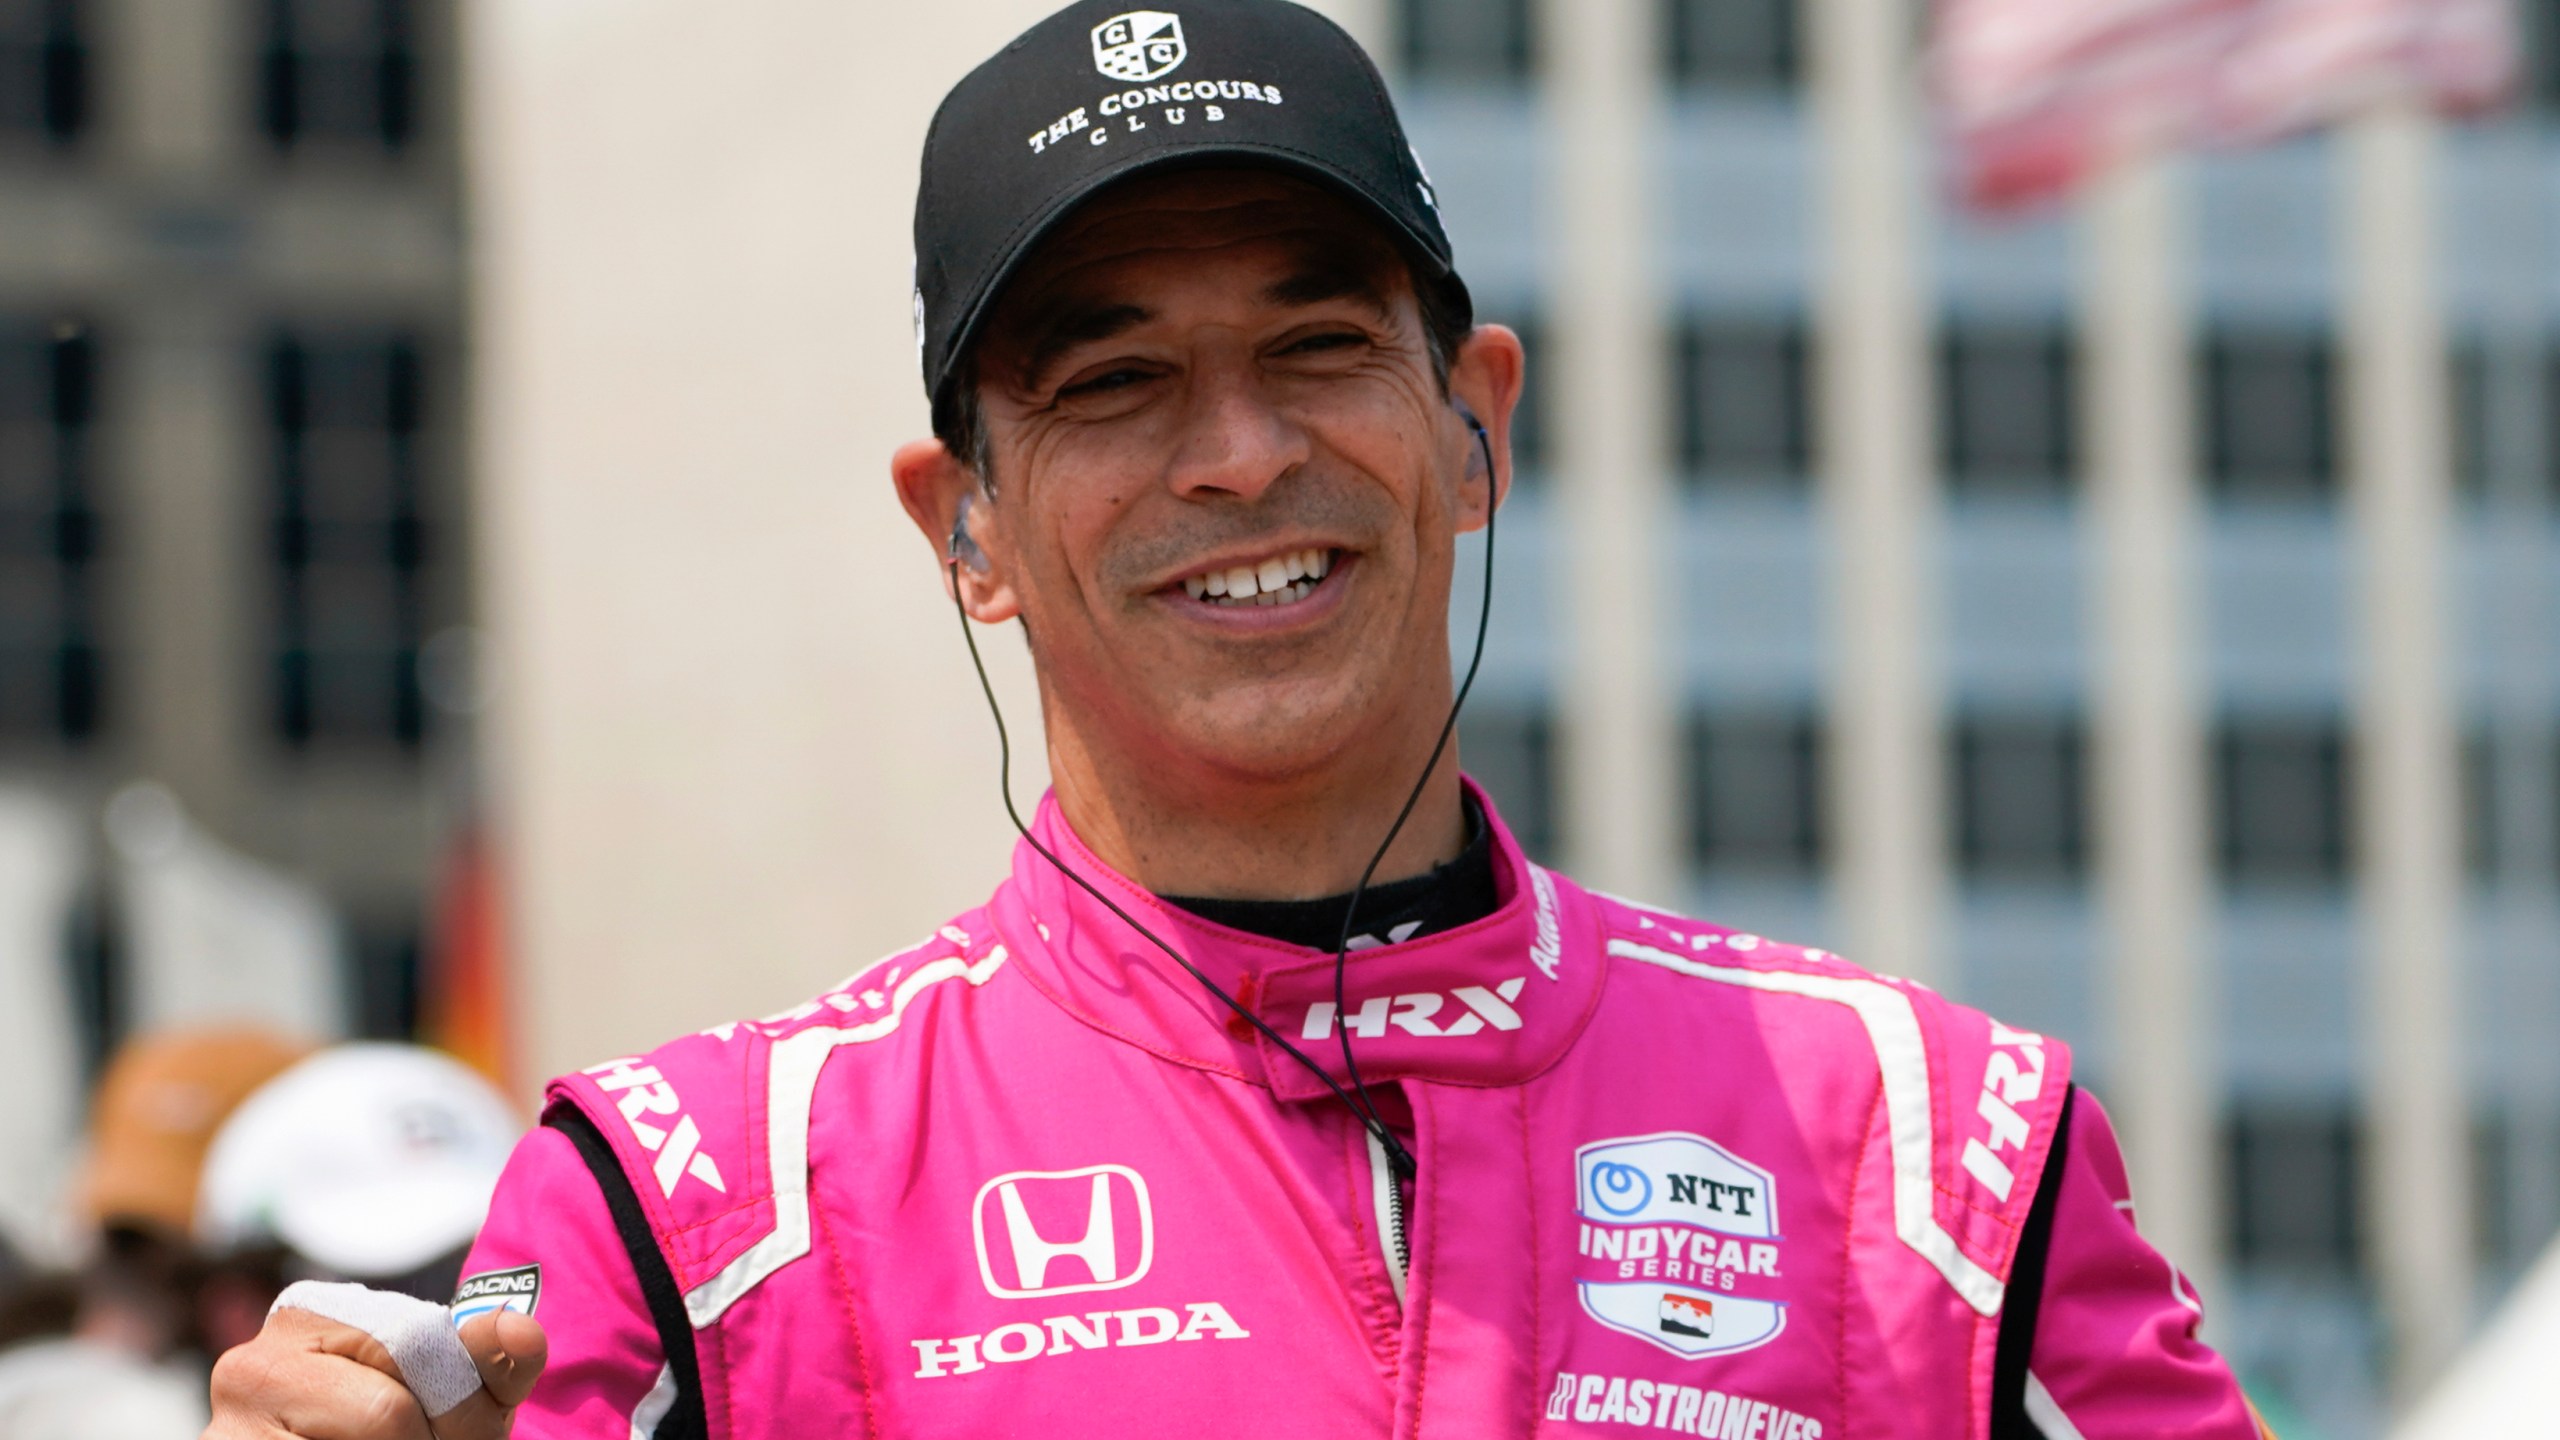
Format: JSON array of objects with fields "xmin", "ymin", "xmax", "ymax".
[{"xmin": 1936, "ymin": 0, "xmax": 2519, "ymax": 208}]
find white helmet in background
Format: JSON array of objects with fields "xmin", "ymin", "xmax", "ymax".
[{"xmin": 195, "ymin": 1044, "xmax": 522, "ymax": 1281}]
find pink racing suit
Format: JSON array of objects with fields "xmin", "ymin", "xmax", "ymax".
[{"xmin": 460, "ymin": 786, "xmax": 2262, "ymax": 1439}]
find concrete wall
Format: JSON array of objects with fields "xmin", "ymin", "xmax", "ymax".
[{"xmin": 464, "ymin": 0, "xmax": 1383, "ymax": 1085}]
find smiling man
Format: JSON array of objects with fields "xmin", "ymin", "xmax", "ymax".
[{"xmin": 206, "ymin": 3, "xmax": 2268, "ymax": 1438}]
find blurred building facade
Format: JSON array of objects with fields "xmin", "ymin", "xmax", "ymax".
[
  {"xmin": 0, "ymin": 0, "xmax": 467, "ymax": 1059},
  {"xmin": 1405, "ymin": 0, "xmax": 2560, "ymax": 1432}
]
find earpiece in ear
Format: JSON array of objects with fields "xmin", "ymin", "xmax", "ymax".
[
  {"xmin": 1453, "ymin": 401, "xmax": 1490, "ymax": 479},
  {"xmin": 948, "ymin": 492, "xmax": 991, "ymax": 575}
]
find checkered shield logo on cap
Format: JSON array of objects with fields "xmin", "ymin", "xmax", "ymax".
[{"xmin": 1092, "ymin": 11, "xmax": 1187, "ymax": 82}]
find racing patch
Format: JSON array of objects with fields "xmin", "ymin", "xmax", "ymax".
[
  {"xmin": 451, "ymin": 1264, "xmax": 541, "ymax": 1323},
  {"xmin": 1574, "ymin": 1133, "xmax": 1787, "ymax": 1359}
]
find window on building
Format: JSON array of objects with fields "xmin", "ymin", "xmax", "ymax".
[
  {"xmin": 2449, "ymin": 341, "xmax": 2560, "ymax": 503},
  {"xmin": 0, "ymin": 322, "xmax": 100, "ymax": 744},
  {"xmin": 1676, "ymin": 317, "xmax": 1810, "ymax": 490},
  {"xmin": 64, "ymin": 881, "xmax": 115, "ymax": 1079},
  {"xmin": 1460, "ymin": 707, "xmax": 1555, "ymax": 863},
  {"xmin": 2226, "ymin": 1102, "xmax": 2362, "ymax": 1274},
  {"xmin": 1690, "ymin": 709, "xmax": 1824, "ymax": 875},
  {"xmin": 2452, "ymin": 343, "xmax": 2490, "ymax": 498},
  {"xmin": 2203, "ymin": 330, "xmax": 2336, "ymax": 500},
  {"xmin": 2476, "ymin": 1103, "xmax": 2560, "ymax": 1270},
  {"xmin": 0, "ymin": 0, "xmax": 84, "ymax": 144},
  {"xmin": 1951, "ymin": 714, "xmax": 2087, "ymax": 881},
  {"xmin": 2461, "ymin": 730, "xmax": 2560, "ymax": 888},
  {"xmin": 1664, "ymin": 0, "xmax": 1797, "ymax": 89},
  {"xmin": 2214, "ymin": 719, "xmax": 2349, "ymax": 885},
  {"xmin": 349, "ymin": 909, "xmax": 422, "ymax": 1040},
  {"xmin": 2463, "ymin": 732, "xmax": 2498, "ymax": 883},
  {"xmin": 1942, "ymin": 323, "xmax": 2075, "ymax": 495},
  {"xmin": 1396, "ymin": 0, "xmax": 1534, "ymax": 82},
  {"xmin": 2544, "ymin": 352, "xmax": 2560, "ymax": 502},
  {"xmin": 266, "ymin": 331, "xmax": 429, "ymax": 751},
  {"xmin": 2530, "ymin": 0, "xmax": 2560, "ymax": 110},
  {"xmin": 260, "ymin": 0, "xmax": 417, "ymax": 151}
]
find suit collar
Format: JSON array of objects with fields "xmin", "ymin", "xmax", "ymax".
[{"xmin": 990, "ymin": 781, "xmax": 1606, "ymax": 1096}]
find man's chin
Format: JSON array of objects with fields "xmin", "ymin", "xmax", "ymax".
[{"xmin": 1154, "ymin": 683, "xmax": 1385, "ymax": 783}]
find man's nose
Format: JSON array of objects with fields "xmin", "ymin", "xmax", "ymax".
[{"xmin": 1164, "ymin": 358, "xmax": 1308, "ymax": 503}]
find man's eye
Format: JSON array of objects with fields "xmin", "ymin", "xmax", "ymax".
[
  {"xmin": 1060, "ymin": 367, "xmax": 1152, "ymax": 398},
  {"xmin": 1282, "ymin": 331, "xmax": 1364, "ymax": 356}
]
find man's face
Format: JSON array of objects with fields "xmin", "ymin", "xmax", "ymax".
[{"xmin": 917, "ymin": 169, "xmax": 1517, "ymax": 787}]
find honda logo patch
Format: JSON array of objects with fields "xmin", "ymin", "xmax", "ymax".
[{"xmin": 972, "ymin": 1164, "xmax": 1155, "ymax": 1300}]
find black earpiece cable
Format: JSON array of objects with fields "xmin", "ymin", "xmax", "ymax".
[
  {"xmin": 1327, "ymin": 413, "xmax": 1496, "ymax": 1180},
  {"xmin": 948, "ymin": 409, "xmax": 1499, "ymax": 1184}
]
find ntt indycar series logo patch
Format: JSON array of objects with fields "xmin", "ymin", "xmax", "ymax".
[{"xmin": 1575, "ymin": 1133, "xmax": 1787, "ymax": 1359}]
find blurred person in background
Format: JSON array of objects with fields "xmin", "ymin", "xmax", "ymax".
[
  {"xmin": 209, "ymin": 2, "xmax": 2270, "ymax": 1437},
  {"xmin": 0, "ymin": 1039, "xmax": 515, "ymax": 1439},
  {"xmin": 72, "ymin": 1028, "xmax": 309, "ymax": 1363},
  {"xmin": 0, "ymin": 1231, "xmax": 74, "ymax": 1356},
  {"xmin": 193, "ymin": 1042, "xmax": 524, "ymax": 1326},
  {"xmin": 0, "ymin": 1028, "xmax": 305, "ymax": 1440},
  {"xmin": 0, "ymin": 1338, "xmax": 209, "ymax": 1440}
]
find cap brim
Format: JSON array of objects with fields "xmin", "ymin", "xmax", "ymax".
[
  {"xmin": 271, "ymin": 1167, "xmax": 498, "ymax": 1279},
  {"xmin": 931, "ymin": 142, "xmax": 1467, "ymax": 411}
]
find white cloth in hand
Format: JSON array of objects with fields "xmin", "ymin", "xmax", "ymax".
[{"xmin": 269, "ymin": 1280, "xmax": 485, "ymax": 1418}]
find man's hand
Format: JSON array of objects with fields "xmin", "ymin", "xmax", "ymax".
[{"xmin": 205, "ymin": 1305, "xmax": 547, "ymax": 1440}]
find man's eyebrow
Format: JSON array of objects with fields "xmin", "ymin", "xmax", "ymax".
[
  {"xmin": 1260, "ymin": 261, "xmax": 1394, "ymax": 314},
  {"xmin": 1017, "ymin": 301, "xmax": 1153, "ymax": 389},
  {"xmin": 1008, "ymin": 255, "xmax": 1392, "ymax": 388}
]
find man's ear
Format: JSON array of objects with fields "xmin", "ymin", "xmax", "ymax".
[
  {"xmin": 1447, "ymin": 324, "xmax": 1526, "ymax": 530},
  {"xmin": 890, "ymin": 437, "xmax": 1021, "ymax": 623}
]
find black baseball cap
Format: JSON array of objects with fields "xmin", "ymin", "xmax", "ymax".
[{"xmin": 913, "ymin": 0, "xmax": 1470, "ymax": 420}]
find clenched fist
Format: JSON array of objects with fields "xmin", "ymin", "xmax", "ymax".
[{"xmin": 204, "ymin": 1305, "xmax": 547, "ymax": 1440}]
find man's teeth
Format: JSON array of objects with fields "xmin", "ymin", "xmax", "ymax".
[{"xmin": 1180, "ymin": 548, "xmax": 1334, "ymax": 607}]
